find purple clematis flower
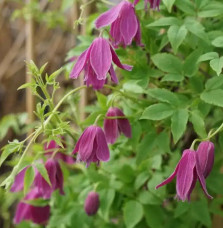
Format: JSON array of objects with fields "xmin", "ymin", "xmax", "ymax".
[
  {"xmin": 104, "ymin": 107, "xmax": 132, "ymax": 144},
  {"xmin": 95, "ymin": 0, "xmax": 143, "ymax": 48},
  {"xmin": 70, "ymin": 37, "xmax": 132, "ymax": 90},
  {"xmin": 34, "ymin": 159, "xmax": 64, "ymax": 199},
  {"xmin": 72, "ymin": 125, "xmax": 110, "ymax": 167},
  {"xmin": 84, "ymin": 191, "xmax": 100, "ymax": 216},
  {"xmin": 156, "ymin": 149, "xmax": 213, "ymax": 201},
  {"xmin": 14, "ymin": 188, "xmax": 50, "ymax": 225},
  {"xmin": 134, "ymin": 0, "xmax": 161, "ymax": 10},
  {"xmin": 196, "ymin": 141, "xmax": 214, "ymax": 178}
]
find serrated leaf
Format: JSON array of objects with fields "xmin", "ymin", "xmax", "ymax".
[
  {"xmin": 200, "ymin": 89, "xmax": 223, "ymax": 107},
  {"xmin": 24, "ymin": 166, "xmax": 35, "ymax": 195},
  {"xmin": 171, "ymin": 109, "xmax": 188, "ymax": 143},
  {"xmin": 147, "ymin": 88, "xmax": 179, "ymax": 105},
  {"xmin": 48, "ymin": 67, "xmax": 63, "ymax": 82},
  {"xmin": 210, "ymin": 57, "xmax": 223, "ymax": 76},
  {"xmin": 141, "ymin": 103, "xmax": 174, "ymax": 120},
  {"xmin": 35, "ymin": 162, "xmax": 51, "ymax": 186},
  {"xmin": 152, "ymin": 53, "xmax": 182, "ymax": 74},
  {"xmin": 123, "ymin": 201, "xmax": 144, "ymax": 228},
  {"xmin": 168, "ymin": 25, "xmax": 187, "ymax": 53}
]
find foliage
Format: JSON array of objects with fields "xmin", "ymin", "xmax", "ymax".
[{"xmin": 1, "ymin": 0, "xmax": 223, "ymax": 227}]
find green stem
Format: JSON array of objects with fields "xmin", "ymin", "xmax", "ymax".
[
  {"xmin": 190, "ymin": 122, "xmax": 223, "ymax": 150},
  {"xmin": 2, "ymin": 86, "xmax": 87, "ymax": 188}
]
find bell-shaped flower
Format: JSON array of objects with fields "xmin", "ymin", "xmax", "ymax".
[
  {"xmin": 134, "ymin": 0, "xmax": 161, "ymax": 10},
  {"xmin": 95, "ymin": 0, "xmax": 143, "ymax": 48},
  {"xmin": 14, "ymin": 188, "xmax": 50, "ymax": 225},
  {"xmin": 84, "ymin": 192, "xmax": 100, "ymax": 216},
  {"xmin": 156, "ymin": 149, "xmax": 213, "ymax": 201},
  {"xmin": 72, "ymin": 126, "xmax": 110, "ymax": 167},
  {"xmin": 34, "ymin": 159, "xmax": 64, "ymax": 199},
  {"xmin": 196, "ymin": 141, "xmax": 214, "ymax": 178},
  {"xmin": 70, "ymin": 37, "xmax": 132, "ymax": 90},
  {"xmin": 104, "ymin": 107, "xmax": 132, "ymax": 144}
]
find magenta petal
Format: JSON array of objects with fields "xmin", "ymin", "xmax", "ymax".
[
  {"xmin": 70, "ymin": 48, "xmax": 90, "ymax": 79},
  {"xmin": 156, "ymin": 164, "xmax": 179, "ymax": 189},
  {"xmin": 120, "ymin": 3, "xmax": 138, "ymax": 46},
  {"xmin": 95, "ymin": 1, "xmax": 125, "ymax": 28},
  {"xmin": 134, "ymin": 0, "xmax": 140, "ymax": 5},
  {"xmin": 114, "ymin": 108, "xmax": 132, "ymax": 138},
  {"xmin": 84, "ymin": 192, "xmax": 100, "ymax": 216},
  {"xmin": 55, "ymin": 162, "xmax": 65, "ymax": 195},
  {"xmin": 135, "ymin": 18, "xmax": 144, "ymax": 47},
  {"xmin": 90, "ymin": 38, "xmax": 112, "ymax": 80},
  {"xmin": 196, "ymin": 141, "xmax": 214, "ymax": 178},
  {"xmin": 195, "ymin": 152, "xmax": 213, "ymax": 199},
  {"xmin": 110, "ymin": 17, "xmax": 122, "ymax": 47},
  {"xmin": 109, "ymin": 65, "xmax": 118, "ymax": 84},
  {"xmin": 56, "ymin": 152, "xmax": 75, "ymax": 164},
  {"xmin": 79, "ymin": 126, "xmax": 97, "ymax": 161},
  {"xmin": 14, "ymin": 202, "xmax": 31, "ymax": 224},
  {"xmin": 104, "ymin": 108, "xmax": 119, "ymax": 144},
  {"xmin": 176, "ymin": 150, "xmax": 196, "ymax": 201},
  {"xmin": 30, "ymin": 205, "xmax": 50, "ymax": 225},
  {"xmin": 11, "ymin": 166, "xmax": 28, "ymax": 192},
  {"xmin": 95, "ymin": 127, "xmax": 110, "ymax": 162},
  {"xmin": 110, "ymin": 46, "xmax": 133, "ymax": 71}
]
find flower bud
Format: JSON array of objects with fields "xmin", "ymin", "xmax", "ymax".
[
  {"xmin": 196, "ymin": 141, "xmax": 214, "ymax": 178},
  {"xmin": 84, "ymin": 192, "xmax": 100, "ymax": 216}
]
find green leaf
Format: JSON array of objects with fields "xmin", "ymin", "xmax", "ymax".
[
  {"xmin": 24, "ymin": 166, "xmax": 35, "ymax": 195},
  {"xmin": 167, "ymin": 25, "xmax": 187, "ymax": 53},
  {"xmin": 144, "ymin": 205, "xmax": 164, "ymax": 228},
  {"xmin": 190, "ymin": 110, "xmax": 207, "ymax": 138},
  {"xmin": 198, "ymin": 52, "xmax": 219, "ymax": 62},
  {"xmin": 162, "ymin": 73, "xmax": 184, "ymax": 82},
  {"xmin": 0, "ymin": 140, "xmax": 22, "ymax": 167},
  {"xmin": 147, "ymin": 88, "xmax": 179, "ymax": 105},
  {"xmin": 163, "ymin": 0, "xmax": 176, "ymax": 12},
  {"xmin": 141, "ymin": 103, "xmax": 174, "ymax": 120},
  {"xmin": 123, "ymin": 201, "xmax": 144, "ymax": 228},
  {"xmin": 212, "ymin": 36, "xmax": 223, "ymax": 47},
  {"xmin": 99, "ymin": 189, "xmax": 115, "ymax": 221},
  {"xmin": 201, "ymin": 89, "xmax": 223, "ymax": 107},
  {"xmin": 191, "ymin": 201, "xmax": 211, "ymax": 227},
  {"xmin": 205, "ymin": 75, "xmax": 223, "ymax": 90},
  {"xmin": 48, "ymin": 67, "xmax": 63, "ymax": 82},
  {"xmin": 34, "ymin": 162, "xmax": 51, "ymax": 186},
  {"xmin": 134, "ymin": 172, "xmax": 149, "ymax": 190},
  {"xmin": 210, "ymin": 57, "xmax": 223, "ymax": 76},
  {"xmin": 147, "ymin": 17, "xmax": 181, "ymax": 27},
  {"xmin": 185, "ymin": 18, "xmax": 209, "ymax": 43},
  {"xmin": 17, "ymin": 82, "xmax": 34, "ymax": 90},
  {"xmin": 152, "ymin": 53, "xmax": 182, "ymax": 74},
  {"xmin": 183, "ymin": 49, "xmax": 202, "ymax": 77},
  {"xmin": 171, "ymin": 109, "xmax": 188, "ymax": 143}
]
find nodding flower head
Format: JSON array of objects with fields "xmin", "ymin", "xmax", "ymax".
[
  {"xmin": 95, "ymin": 1, "xmax": 143, "ymax": 48},
  {"xmin": 104, "ymin": 107, "xmax": 132, "ymax": 144},
  {"xmin": 14, "ymin": 188, "xmax": 50, "ymax": 225},
  {"xmin": 72, "ymin": 125, "xmax": 110, "ymax": 167},
  {"xmin": 70, "ymin": 37, "xmax": 132, "ymax": 90},
  {"xmin": 84, "ymin": 192, "xmax": 100, "ymax": 216},
  {"xmin": 156, "ymin": 149, "xmax": 213, "ymax": 201}
]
